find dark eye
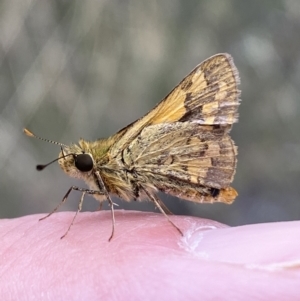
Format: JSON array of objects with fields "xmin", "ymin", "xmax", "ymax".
[{"xmin": 74, "ymin": 154, "xmax": 93, "ymax": 172}]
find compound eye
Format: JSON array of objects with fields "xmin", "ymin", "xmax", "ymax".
[{"xmin": 74, "ymin": 154, "xmax": 93, "ymax": 172}]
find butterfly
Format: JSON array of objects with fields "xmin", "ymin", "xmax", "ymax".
[{"xmin": 24, "ymin": 53, "xmax": 240, "ymax": 240}]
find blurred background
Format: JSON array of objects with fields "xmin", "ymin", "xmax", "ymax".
[{"xmin": 1, "ymin": 0, "xmax": 300, "ymax": 226}]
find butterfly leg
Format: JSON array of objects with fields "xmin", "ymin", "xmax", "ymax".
[
  {"xmin": 94, "ymin": 171, "xmax": 116, "ymax": 241},
  {"xmin": 140, "ymin": 186, "xmax": 183, "ymax": 236},
  {"xmin": 39, "ymin": 186, "xmax": 104, "ymax": 221},
  {"xmin": 39, "ymin": 186, "xmax": 105, "ymax": 238},
  {"xmin": 60, "ymin": 191, "xmax": 86, "ymax": 239},
  {"xmin": 154, "ymin": 197, "xmax": 173, "ymax": 215}
]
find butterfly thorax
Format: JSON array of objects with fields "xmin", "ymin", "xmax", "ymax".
[{"xmin": 58, "ymin": 137, "xmax": 145, "ymax": 202}]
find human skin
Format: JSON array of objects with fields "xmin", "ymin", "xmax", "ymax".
[{"xmin": 0, "ymin": 210, "xmax": 299, "ymax": 301}]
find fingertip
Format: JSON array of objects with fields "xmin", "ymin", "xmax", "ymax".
[{"xmin": 1, "ymin": 211, "xmax": 299, "ymax": 300}]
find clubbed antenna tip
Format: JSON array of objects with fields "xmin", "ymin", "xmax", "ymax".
[{"xmin": 23, "ymin": 128, "xmax": 35, "ymax": 137}]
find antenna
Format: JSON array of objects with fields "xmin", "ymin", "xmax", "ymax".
[
  {"xmin": 23, "ymin": 128, "xmax": 68, "ymax": 148},
  {"xmin": 36, "ymin": 153, "xmax": 74, "ymax": 171},
  {"xmin": 23, "ymin": 128, "xmax": 72, "ymax": 171}
]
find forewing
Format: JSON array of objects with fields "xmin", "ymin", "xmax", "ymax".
[
  {"xmin": 111, "ymin": 53, "xmax": 240, "ymax": 157},
  {"xmin": 147, "ymin": 53, "xmax": 240, "ymax": 126}
]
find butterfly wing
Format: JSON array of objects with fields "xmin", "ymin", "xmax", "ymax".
[
  {"xmin": 123, "ymin": 122, "xmax": 238, "ymax": 203},
  {"xmin": 110, "ymin": 53, "xmax": 240, "ymax": 157},
  {"xmin": 109, "ymin": 53, "xmax": 240, "ymax": 203}
]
